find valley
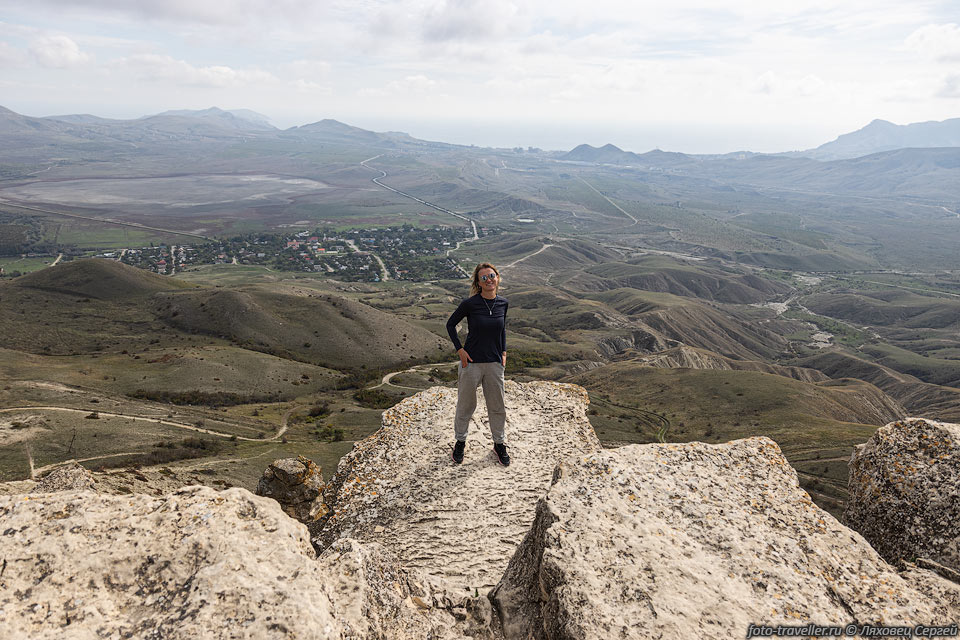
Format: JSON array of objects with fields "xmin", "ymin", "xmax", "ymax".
[{"xmin": 2, "ymin": 105, "xmax": 959, "ymax": 517}]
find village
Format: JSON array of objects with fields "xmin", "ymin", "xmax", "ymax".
[{"xmin": 104, "ymin": 224, "xmax": 482, "ymax": 281}]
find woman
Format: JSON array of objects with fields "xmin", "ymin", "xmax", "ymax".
[{"xmin": 445, "ymin": 262, "xmax": 510, "ymax": 466}]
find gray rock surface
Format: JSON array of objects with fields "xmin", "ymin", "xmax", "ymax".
[
  {"xmin": 0, "ymin": 486, "xmax": 497, "ymax": 639},
  {"xmin": 311, "ymin": 381, "xmax": 602, "ymax": 594},
  {"xmin": 256, "ymin": 455, "xmax": 327, "ymax": 523},
  {"xmin": 845, "ymin": 417, "xmax": 960, "ymax": 571},
  {"xmin": 491, "ymin": 437, "xmax": 960, "ymax": 640}
]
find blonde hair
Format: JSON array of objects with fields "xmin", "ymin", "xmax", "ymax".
[{"xmin": 470, "ymin": 262, "xmax": 501, "ymax": 297}]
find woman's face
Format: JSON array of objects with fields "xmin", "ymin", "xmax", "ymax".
[{"xmin": 478, "ymin": 268, "xmax": 499, "ymax": 294}]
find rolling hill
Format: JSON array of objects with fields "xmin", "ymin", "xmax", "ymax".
[
  {"xmin": 13, "ymin": 258, "xmax": 194, "ymax": 300},
  {"xmin": 155, "ymin": 285, "xmax": 448, "ymax": 369},
  {"xmin": 2, "ymin": 260, "xmax": 447, "ymax": 370}
]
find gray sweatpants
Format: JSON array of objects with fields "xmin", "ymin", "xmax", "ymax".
[{"xmin": 454, "ymin": 361, "xmax": 506, "ymax": 444}]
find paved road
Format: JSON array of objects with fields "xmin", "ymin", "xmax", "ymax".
[
  {"xmin": 344, "ymin": 237, "xmax": 390, "ymax": 281},
  {"xmin": 359, "ymin": 156, "xmax": 478, "ymax": 278},
  {"xmin": 360, "ymin": 156, "xmax": 479, "ymax": 238}
]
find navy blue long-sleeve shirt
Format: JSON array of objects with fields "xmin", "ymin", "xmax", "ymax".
[{"xmin": 446, "ymin": 294, "xmax": 508, "ymax": 363}]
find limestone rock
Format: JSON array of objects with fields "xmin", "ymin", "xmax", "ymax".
[
  {"xmin": 0, "ymin": 486, "xmax": 497, "ymax": 639},
  {"xmin": 32, "ymin": 461, "xmax": 95, "ymax": 492},
  {"xmin": 845, "ymin": 417, "xmax": 960, "ymax": 572},
  {"xmin": 0, "ymin": 464, "xmax": 241, "ymax": 497},
  {"xmin": 490, "ymin": 437, "xmax": 960, "ymax": 640},
  {"xmin": 256, "ymin": 455, "xmax": 327, "ymax": 523},
  {"xmin": 311, "ymin": 381, "xmax": 602, "ymax": 595}
]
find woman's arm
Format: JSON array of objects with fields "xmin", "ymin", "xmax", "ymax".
[
  {"xmin": 446, "ymin": 300, "xmax": 468, "ymax": 351},
  {"xmin": 501, "ymin": 300, "xmax": 508, "ymax": 366}
]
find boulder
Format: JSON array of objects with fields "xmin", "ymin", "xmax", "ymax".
[
  {"xmin": 491, "ymin": 437, "xmax": 960, "ymax": 640},
  {"xmin": 845, "ymin": 417, "xmax": 960, "ymax": 571},
  {"xmin": 256, "ymin": 455, "xmax": 326, "ymax": 523},
  {"xmin": 0, "ymin": 486, "xmax": 497, "ymax": 639},
  {"xmin": 311, "ymin": 381, "xmax": 602, "ymax": 595},
  {"xmin": 32, "ymin": 461, "xmax": 95, "ymax": 492}
]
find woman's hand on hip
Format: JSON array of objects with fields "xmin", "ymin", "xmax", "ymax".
[{"xmin": 458, "ymin": 348, "xmax": 473, "ymax": 368}]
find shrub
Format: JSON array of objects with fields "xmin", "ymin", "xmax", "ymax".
[
  {"xmin": 353, "ymin": 388, "xmax": 395, "ymax": 409},
  {"xmin": 103, "ymin": 438, "xmax": 223, "ymax": 468},
  {"xmin": 128, "ymin": 389, "xmax": 276, "ymax": 407},
  {"xmin": 308, "ymin": 403, "xmax": 331, "ymax": 417},
  {"xmin": 314, "ymin": 425, "xmax": 346, "ymax": 442}
]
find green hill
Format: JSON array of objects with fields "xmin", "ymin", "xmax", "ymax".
[
  {"xmin": 155, "ymin": 285, "xmax": 447, "ymax": 369},
  {"xmin": 13, "ymin": 258, "xmax": 194, "ymax": 300},
  {"xmin": 570, "ymin": 255, "xmax": 791, "ymax": 304},
  {"xmin": 804, "ymin": 290, "xmax": 960, "ymax": 330}
]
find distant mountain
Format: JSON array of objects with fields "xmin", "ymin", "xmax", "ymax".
[
  {"xmin": 154, "ymin": 107, "xmax": 276, "ymax": 131},
  {"xmin": 43, "ymin": 114, "xmax": 124, "ymax": 125},
  {"xmin": 559, "ymin": 131, "xmax": 960, "ymax": 198},
  {"xmin": 281, "ymin": 118, "xmax": 452, "ymax": 149},
  {"xmin": 0, "ymin": 105, "xmax": 456, "ymax": 167},
  {"xmin": 563, "ymin": 143, "xmax": 642, "ymax": 164},
  {"xmin": 0, "ymin": 104, "xmax": 282, "ymax": 164},
  {"xmin": 798, "ymin": 118, "xmax": 960, "ymax": 161},
  {"xmin": 0, "ymin": 105, "xmax": 71, "ymax": 135},
  {"xmin": 290, "ymin": 118, "xmax": 383, "ymax": 141},
  {"xmin": 562, "ymin": 143, "xmax": 695, "ymax": 168}
]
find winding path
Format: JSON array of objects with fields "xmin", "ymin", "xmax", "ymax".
[
  {"xmin": 367, "ymin": 364, "xmax": 440, "ymax": 391},
  {"xmin": 0, "ymin": 405, "xmax": 290, "ymax": 442},
  {"xmin": 502, "ymin": 243, "xmax": 555, "ymax": 269},
  {"xmin": 3, "ymin": 402, "xmax": 298, "ymax": 476}
]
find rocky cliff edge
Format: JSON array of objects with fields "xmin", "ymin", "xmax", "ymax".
[{"xmin": 1, "ymin": 382, "xmax": 958, "ymax": 639}]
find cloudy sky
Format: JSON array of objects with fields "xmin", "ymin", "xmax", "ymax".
[{"xmin": 1, "ymin": 0, "xmax": 959, "ymax": 153}]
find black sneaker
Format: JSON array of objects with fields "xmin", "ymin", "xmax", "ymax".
[
  {"xmin": 493, "ymin": 442, "xmax": 510, "ymax": 466},
  {"xmin": 452, "ymin": 440, "xmax": 465, "ymax": 464}
]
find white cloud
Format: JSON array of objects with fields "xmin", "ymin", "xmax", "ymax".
[
  {"xmin": 905, "ymin": 23, "xmax": 960, "ymax": 61},
  {"xmin": 284, "ymin": 59, "xmax": 331, "ymax": 78},
  {"xmin": 391, "ymin": 74, "xmax": 436, "ymax": 91},
  {"xmin": 0, "ymin": 41, "xmax": 26, "ymax": 67},
  {"xmin": 294, "ymin": 79, "xmax": 331, "ymax": 93},
  {"xmin": 357, "ymin": 86, "xmax": 389, "ymax": 98},
  {"xmin": 360, "ymin": 74, "xmax": 437, "ymax": 97},
  {"xmin": 118, "ymin": 54, "xmax": 276, "ymax": 88},
  {"xmin": 29, "ymin": 35, "xmax": 89, "ymax": 68},
  {"xmin": 751, "ymin": 70, "xmax": 827, "ymax": 97},
  {"xmin": 24, "ymin": 0, "xmax": 336, "ymax": 28},
  {"xmin": 939, "ymin": 74, "xmax": 960, "ymax": 98},
  {"xmin": 421, "ymin": 0, "xmax": 521, "ymax": 42},
  {"xmin": 4, "ymin": 0, "xmax": 960, "ymax": 152}
]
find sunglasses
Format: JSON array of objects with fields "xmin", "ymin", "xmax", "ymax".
[{"xmin": 479, "ymin": 273, "xmax": 498, "ymax": 282}]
